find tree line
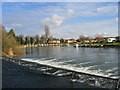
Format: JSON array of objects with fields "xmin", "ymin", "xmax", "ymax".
[
  {"xmin": 15, "ymin": 34, "xmax": 120, "ymax": 45},
  {"xmin": 16, "ymin": 25, "xmax": 57, "ymax": 45},
  {"xmin": 16, "ymin": 34, "xmax": 58, "ymax": 45}
]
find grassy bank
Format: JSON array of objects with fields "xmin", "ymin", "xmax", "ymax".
[
  {"xmin": 78, "ymin": 42, "xmax": 120, "ymax": 47},
  {"xmin": 90, "ymin": 42, "xmax": 120, "ymax": 46}
]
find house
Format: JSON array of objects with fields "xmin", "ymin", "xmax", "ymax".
[
  {"xmin": 103, "ymin": 37, "xmax": 116, "ymax": 42},
  {"xmin": 48, "ymin": 39, "xmax": 60, "ymax": 44},
  {"xmin": 90, "ymin": 39, "xmax": 96, "ymax": 43},
  {"xmin": 64, "ymin": 39, "xmax": 77, "ymax": 43},
  {"xmin": 83, "ymin": 40, "xmax": 90, "ymax": 43}
]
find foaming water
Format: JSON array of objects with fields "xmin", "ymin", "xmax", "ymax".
[
  {"xmin": 21, "ymin": 58, "xmax": 117, "ymax": 79},
  {"xmin": 4, "ymin": 56, "xmax": 118, "ymax": 89}
]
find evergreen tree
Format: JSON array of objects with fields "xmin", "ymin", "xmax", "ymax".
[
  {"xmin": 8, "ymin": 29, "xmax": 16, "ymax": 37},
  {"xmin": 19, "ymin": 35, "xmax": 25, "ymax": 45},
  {"xmin": 30, "ymin": 36, "xmax": 35, "ymax": 45},
  {"xmin": 25, "ymin": 36, "xmax": 30, "ymax": 45},
  {"xmin": 60, "ymin": 38, "xmax": 64, "ymax": 43}
]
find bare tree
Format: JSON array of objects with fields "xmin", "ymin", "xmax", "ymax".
[
  {"xmin": 44, "ymin": 25, "xmax": 50, "ymax": 43},
  {"xmin": 95, "ymin": 35, "xmax": 103, "ymax": 41},
  {"xmin": 40, "ymin": 34, "xmax": 46, "ymax": 43},
  {"xmin": 35, "ymin": 35, "xmax": 40, "ymax": 44},
  {"xmin": 79, "ymin": 35, "xmax": 90, "ymax": 43},
  {"xmin": 95, "ymin": 34, "xmax": 104, "ymax": 43}
]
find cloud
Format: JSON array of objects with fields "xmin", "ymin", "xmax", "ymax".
[
  {"xmin": 115, "ymin": 18, "xmax": 118, "ymax": 22},
  {"xmin": 97, "ymin": 8, "xmax": 102, "ymax": 11},
  {"xmin": 2, "ymin": 2, "xmax": 118, "ymax": 38},
  {"xmin": 5, "ymin": 23, "xmax": 23, "ymax": 28},
  {"xmin": 95, "ymin": 32, "xmax": 111, "ymax": 37},
  {"xmin": 51, "ymin": 18, "xmax": 118, "ymax": 38},
  {"xmin": 42, "ymin": 9, "xmax": 74, "ymax": 26},
  {"xmin": 42, "ymin": 14, "xmax": 65, "ymax": 26},
  {"xmin": 52, "ymin": 14, "xmax": 65, "ymax": 26},
  {"xmin": 96, "ymin": 4, "xmax": 118, "ymax": 15},
  {"xmin": 4, "ymin": 23, "xmax": 23, "ymax": 29},
  {"xmin": 67, "ymin": 9, "xmax": 74, "ymax": 15},
  {"xmin": 11, "ymin": 23, "xmax": 22, "ymax": 27},
  {"xmin": 65, "ymin": 3, "xmax": 117, "ymax": 17}
]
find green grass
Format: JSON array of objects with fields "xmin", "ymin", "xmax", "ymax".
[
  {"xmin": 104, "ymin": 42, "xmax": 120, "ymax": 45},
  {"xmin": 86, "ymin": 42, "xmax": 120, "ymax": 46}
]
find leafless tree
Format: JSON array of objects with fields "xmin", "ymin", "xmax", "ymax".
[
  {"xmin": 44, "ymin": 25, "xmax": 50, "ymax": 43},
  {"xmin": 79, "ymin": 35, "xmax": 90, "ymax": 43},
  {"xmin": 95, "ymin": 35, "xmax": 103, "ymax": 41}
]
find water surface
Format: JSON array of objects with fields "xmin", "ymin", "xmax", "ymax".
[{"xmin": 21, "ymin": 46, "xmax": 119, "ymax": 79}]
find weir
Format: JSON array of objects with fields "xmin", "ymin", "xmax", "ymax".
[{"xmin": 2, "ymin": 57, "xmax": 120, "ymax": 90}]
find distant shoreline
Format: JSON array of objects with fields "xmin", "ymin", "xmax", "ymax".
[{"xmin": 17, "ymin": 43, "xmax": 120, "ymax": 48}]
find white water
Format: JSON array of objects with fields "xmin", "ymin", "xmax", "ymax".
[{"xmin": 21, "ymin": 58, "xmax": 118, "ymax": 79}]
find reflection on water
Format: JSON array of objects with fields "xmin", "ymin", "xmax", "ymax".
[{"xmin": 22, "ymin": 46, "xmax": 119, "ymax": 79}]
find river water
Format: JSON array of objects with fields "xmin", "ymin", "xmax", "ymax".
[{"xmin": 21, "ymin": 46, "xmax": 119, "ymax": 79}]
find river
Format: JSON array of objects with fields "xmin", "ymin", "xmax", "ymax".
[{"xmin": 21, "ymin": 46, "xmax": 119, "ymax": 79}]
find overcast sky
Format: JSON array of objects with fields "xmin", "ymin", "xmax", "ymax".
[{"xmin": 2, "ymin": 2, "xmax": 118, "ymax": 39}]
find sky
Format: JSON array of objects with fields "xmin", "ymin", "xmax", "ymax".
[{"xmin": 2, "ymin": 2, "xmax": 118, "ymax": 39}]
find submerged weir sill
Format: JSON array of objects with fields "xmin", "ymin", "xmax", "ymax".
[{"xmin": 2, "ymin": 57, "xmax": 120, "ymax": 90}]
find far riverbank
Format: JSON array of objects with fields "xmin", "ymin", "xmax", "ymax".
[{"xmin": 17, "ymin": 42, "xmax": 120, "ymax": 48}]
